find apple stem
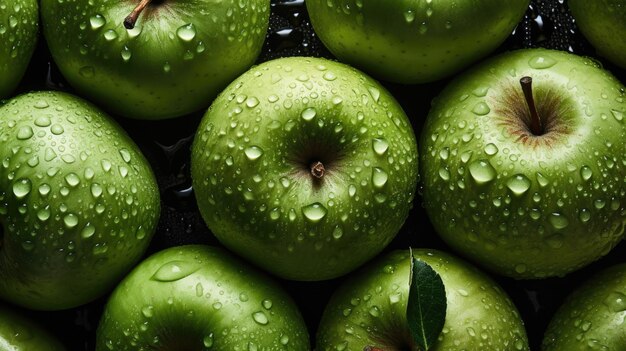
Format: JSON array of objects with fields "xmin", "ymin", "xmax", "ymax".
[
  {"xmin": 520, "ymin": 76, "xmax": 543, "ymax": 136},
  {"xmin": 124, "ymin": 0, "xmax": 152, "ymax": 29},
  {"xmin": 310, "ymin": 161, "xmax": 325, "ymax": 179}
]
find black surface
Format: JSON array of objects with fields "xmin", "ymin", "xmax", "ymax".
[{"xmin": 7, "ymin": 0, "xmax": 626, "ymax": 350}]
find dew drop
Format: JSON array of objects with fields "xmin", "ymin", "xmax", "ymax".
[
  {"xmin": 372, "ymin": 138, "xmax": 389, "ymax": 155},
  {"xmin": 472, "ymin": 102, "xmax": 491, "ymax": 116},
  {"xmin": 252, "ymin": 311, "xmax": 269, "ymax": 325},
  {"xmin": 580, "ymin": 166, "xmax": 593, "ymax": 181},
  {"xmin": 12, "ymin": 179, "xmax": 31, "ymax": 199},
  {"xmin": 151, "ymin": 261, "xmax": 200, "ymax": 282},
  {"xmin": 302, "ymin": 203, "xmax": 327, "ymax": 222},
  {"xmin": 468, "ymin": 160, "xmax": 496, "ymax": 184},
  {"xmin": 89, "ymin": 14, "xmax": 106, "ymax": 29},
  {"xmin": 528, "ymin": 55, "xmax": 557, "ymax": 69},
  {"xmin": 484, "ymin": 143, "xmax": 499, "ymax": 156},
  {"xmin": 63, "ymin": 213, "xmax": 79, "ymax": 228},
  {"xmin": 103, "ymin": 29, "xmax": 118, "ymax": 41},
  {"xmin": 176, "ymin": 23, "xmax": 197, "ymax": 41},
  {"xmin": 301, "ymin": 107, "xmax": 317, "ymax": 121},
  {"xmin": 244, "ymin": 146, "xmax": 263, "ymax": 160},
  {"xmin": 611, "ymin": 110, "xmax": 624, "ymax": 121},
  {"xmin": 81, "ymin": 224, "xmax": 96, "ymax": 239},
  {"xmin": 549, "ymin": 213, "xmax": 569, "ymax": 229},
  {"xmin": 17, "ymin": 126, "xmax": 33, "ymax": 140},
  {"xmin": 604, "ymin": 292, "xmax": 626, "ymax": 312},
  {"xmin": 372, "ymin": 167, "xmax": 388, "ymax": 188},
  {"xmin": 65, "ymin": 173, "xmax": 80, "ymax": 187},
  {"xmin": 506, "ymin": 174, "xmax": 531, "ymax": 196}
]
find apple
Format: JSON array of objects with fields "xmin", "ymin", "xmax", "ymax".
[
  {"xmin": 542, "ymin": 263, "xmax": 626, "ymax": 350},
  {"xmin": 191, "ymin": 56, "xmax": 419, "ymax": 281},
  {"xmin": 316, "ymin": 249, "xmax": 529, "ymax": 350},
  {"xmin": 306, "ymin": 0, "xmax": 530, "ymax": 84},
  {"xmin": 96, "ymin": 244, "xmax": 310, "ymax": 350},
  {"xmin": 40, "ymin": 0, "xmax": 270, "ymax": 120},
  {"xmin": 0, "ymin": 91, "xmax": 160, "ymax": 310},
  {"xmin": 569, "ymin": 0, "xmax": 626, "ymax": 70},
  {"xmin": 419, "ymin": 48, "xmax": 626, "ymax": 279},
  {"xmin": 0, "ymin": 303, "xmax": 66, "ymax": 350},
  {"xmin": 0, "ymin": 0, "xmax": 38, "ymax": 99}
]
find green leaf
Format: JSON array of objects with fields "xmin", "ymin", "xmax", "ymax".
[{"xmin": 406, "ymin": 250, "xmax": 447, "ymax": 351}]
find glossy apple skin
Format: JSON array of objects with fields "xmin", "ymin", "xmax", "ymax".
[
  {"xmin": 543, "ymin": 263, "xmax": 626, "ymax": 350},
  {"xmin": 40, "ymin": 0, "xmax": 270, "ymax": 120},
  {"xmin": 317, "ymin": 249, "xmax": 529, "ymax": 351},
  {"xmin": 96, "ymin": 245, "xmax": 310, "ymax": 351},
  {"xmin": 569, "ymin": 0, "xmax": 626, "ymax": 70},
  {"xmin": 0, "ymin": 0, "xmax": 38, "ymax": 99},
  {"xmin": 420, "ymin": 48, "xmax": 626, "ymax": 279},
  {"xmin": 0, "ymin": 91, "xmax": 160, "ymax": 310},
  {"xmin": 0, "ymin": 304, "xmax": 66, "ymax": 350},
  {"xmin": 306, "ymin": 0, "xmax": 529, "ymax": 84},
  {"xmin": 191, "ymin": 57, "xmax": 419, "ymax": 281}
]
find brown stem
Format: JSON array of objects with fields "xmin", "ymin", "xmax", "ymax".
[
  {"xmin": 310, "ymin": 161, "xmax": 325, "ymax": 179},
  {"xmin": 124, "ymin": 0, "xmax": 152, "ymax": 29},
  {"xmin": 520, "ymin": 76, "xmax": 543, "ymax": 135}
]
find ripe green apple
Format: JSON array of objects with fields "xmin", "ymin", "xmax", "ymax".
[
  {"xmin": 0, "ymin": 91, "xmax": 160, "ymax": 310},
  {"xmin": 569, "ymin": 0, "xmax": 626, "ymax": 70},
  {"xmin": 0, "ymin": 303, "xmax": 65, "ymax": 350},
  {"xmin": 420, "ymin": 48, "xmax": 626, "ymax": 279},
  {"xmin": 191, "ymin": 56, "xmax": 419, "ymax": 281},
  {"xmin": 542, "ymin": 263, "xmax": 626, "ymax": 350},
  {"xmin": 316, "ymin": 249, "xmax": 529, "ymax": 350},
  {"xmin": 0, "ymin": 0, "xmax": 38, "ymax": 99},
  {"xmin": 306, "ymin": 0, "xmax": 529, "ymax": 84},
  {"xmin": 96, "ymin": 245, "xmax": 310, "ymax": 350},
  {"xmin": 40, "ymin": 0, "xmax": 270, "ymax": 120}
]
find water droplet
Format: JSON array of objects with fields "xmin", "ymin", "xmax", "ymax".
[
  {"xmin": 141, "ymin": 305, "xmax": 154, "ymax": 318},
  {"xmin": 302, "ymin": 203, "xmax": 327, "ymax": 222},
  {"xmin": 404, "ymin": 9, "xmax": 415, "ymax": 23},
  {"xmin": 506, "ymin": 174, "xmax": 531, "ymax": 196},
  {"xmin": 177, "ymin": 23, "xmax": 196, "ymax": 41},
  {"xmin": 252, "ymin": 311, "xmax": 269, "ymax": 325},
  {"xmin": 549, "ymin": 213, "xmax": 569, "ymax": 229},
  {"xmin": 348, "ymin": 184, "xmax": 357, "ymax": 197},
  {"xmin": 203, "ymin": 334, "xmax": 214, "ymax": 348},
  {"xmin": 368, "ymin": 87, "xmax": 380, "ymax": 102},
  {"xmin": 369, "ymin": 306, "xmax": 381, "ymax": 317},
  {"xmin": 580, "ymin": 166, "xmax": 593, "ymax": 181},
  {"xmin": 91, "ymin": 183, "xmax": 103, "ymax": 198},
  {"xmin": 151, "ymin": 261, "xmax": 199, "ymax": 282},
  {"xmin": 611, "ymin": 110, "xmax": 624, "ymax": 121},
  {"xmin": 484, "ymin": 143, "xmax": 499, "ymax": 156},
  {"xmin": 372, "ymin": 167, "xmax": 388, "ymax": 188},
  {"xmin": 50, "ymin": 124, "xmax": 64, "ymax": 135},
  {"xmin": 468, "ymin": 160, "xmax": 496, "ymax": 184},
  {"xmin": 12, "ymin": 179, "xmax": 31, "ymax": 199},
  {"xmin": 579, "ymin": 209, "xmax": 591, "ymax": 223},
  {"xmin": 17, "ymin": 126, "xmax": 33, "ymax": 140},
  {"xmin": 89, "ymin": 14, "xmax": 106, "ymax": 29},
  {"xmin": 37, "ymin": 207, "xmax": 50, "ymax": 222},
  {"xmin": 81, "ymin": 224, "xmax": 96, "ymax": 239},
  {"xmin": 472, "ymin": 102, "xmax": 491, "ymax": 115},
  {"xmin": 244, "ymin": 146, "xmax": 263, "ymax": 160},
  {"xmin": 528, "ymin": 55, "xmax": 557, "ymax": 69},
  {"xmin": 34, "ymin": 116, "xmax": 51, "ymax": 127},
  {"xmin": 34, "ymin": 100, "xmax": 49, "ymax": 109},
  {"xmin": 79, "ymin": 66, "xmax": 95, "ymax": 78},
  {"xmin": 63, "ymin": 213, "xmax": 79, "ymax": 228},
  {"xmin": 65, "ymin": 173, "xmax": 80, "ymax": 187},
  {"xmin": 121, "ymin": 46, "xmax": 132, "ymax": 62},
  {"xmin": 332, "ymin": 225, "xmax": 343, "ymax": 239},
  {"xmin": 262, "ymin": 299, "xmax": 273, "ymax": 309},
  {"xmin": 604, "ymin": 292, "xmax": 626, "ymax": 312},
  {"xmin": 246, "ymin": 97, "xmax": 259, "ymax": 108},
  {"xmin": 301, "ymin": 107, "xmax": 317, "ymax": 121},
  {"xmin": 372, "ymin": 138, "xmax": 389, "ymax": 155},
  {"xmin": 103, "ymin": 29, "xmax": 118, "ymax": 41},
  {"xmin": 119, "ymin": 149, "xmax": 132, "ymax": 163}
]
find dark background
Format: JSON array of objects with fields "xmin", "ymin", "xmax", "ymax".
[{"xmin": 10, "ymin": 0, "xmax": 626, "ymax": 350}]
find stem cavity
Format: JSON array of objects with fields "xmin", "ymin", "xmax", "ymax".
[
  {"xmin": 520, "ymin": 76, "xmax": 543, "ymax": 136},
  {"xmin": 124, "ymin": 0, "xmax": 152, "ymax": 29},
  {"xmin": 310, "ymin": 161, "xmax": 325, "ymax": 179}
]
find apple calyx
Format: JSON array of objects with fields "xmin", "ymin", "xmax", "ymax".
[
  {"xmin": 124, "ymin": 0, "xmax": 152, "ymax": 29},
  {"xmin": 310, "ymin": 161, "xmax": 325, "ymax": 179},
  {"xmin": 520, "ymin": 76, "xmax": 543, "ymax": 136}
]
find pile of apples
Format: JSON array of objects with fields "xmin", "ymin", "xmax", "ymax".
[{"xmin": 0, "ymin": 0, "xmax": 624, "ymax": 350}]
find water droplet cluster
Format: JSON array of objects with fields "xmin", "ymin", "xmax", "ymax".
[
  {"xmin": 317, "ymin": 250, "xmax": 529, "ymax": 350},
  {"xmin": 0, "ymin": 91, "xmax": 160, "ymax": 309},
  {"xmin": 97, "ymin": 246, "xmax": 310, "ymax": 350},
  {"xmin": 40, "ymin": 0, "xmax": 271, "ymax": 119},
  {"xmin": 420, "ymin": 49, "xmax": 626, "ymax": 279},
  {"xmin": 191, "ymin": 57, "xmax": 419, "ymax": 281}
]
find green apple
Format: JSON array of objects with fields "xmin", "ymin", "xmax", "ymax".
[
  {"xmin": 419, "ymin": 48, "xmax": 626, "ymax": 279},
  {"xmin": 96, "ymin": 244, "xmax": 310, "ymax": 350},
  {"xmin": 41, "ymin": 0, "xmax": 270, "ymax": 120},
  {"xmin": 569, "ymin": 0, "xmax": 626, "ymax": 70},
  {"xmin": 191, "ymin": 56, "xmax": 419, "ymax": 281},
  {"xmin": 316, "ymin": 249, "xmax": 529, "ymax": 350},
  {"xmin": 0, "ymin": 304, "xmax": 65, "ymax": 350},
  {"xmin": 543, "ymin": 263, "xmax": 626, "ymax": 350},
  {"xmin": 0, "ymin": 91, "xmax": 160, "ymax": 310},
  {"xmin": 0, "ymin": 303, "xmax": 65, "ymax": 350},
  {"xmin": 306, "ymin": 0, "xmax": 529, "ymax": 84},
  {"xmin": 0, "ymin": 0, "xmax": 38, "ymax": 99}
]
